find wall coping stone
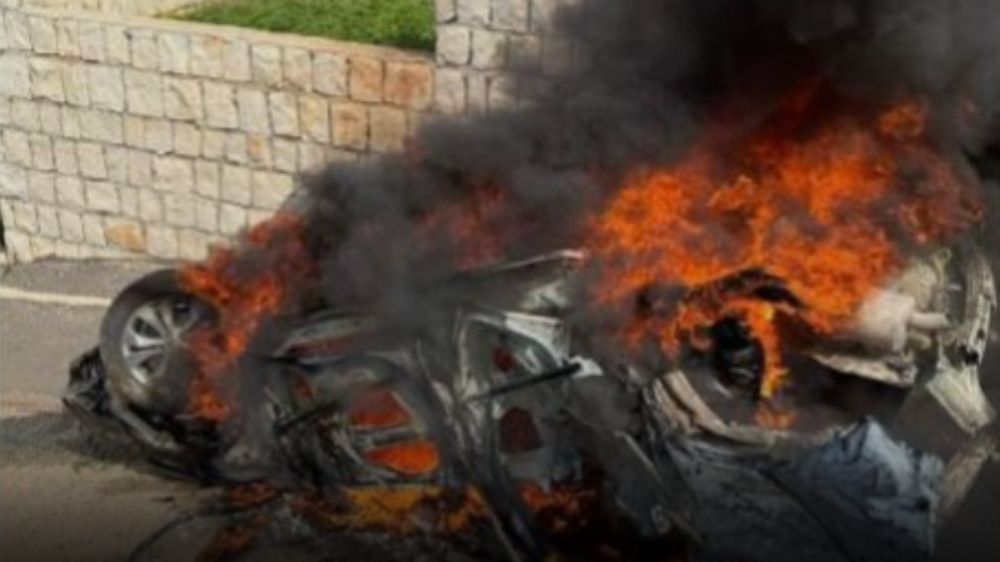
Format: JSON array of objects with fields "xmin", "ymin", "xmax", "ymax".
[{"xmin": 7, "ymin": 1, "xmax": 434, "ymax": 63}]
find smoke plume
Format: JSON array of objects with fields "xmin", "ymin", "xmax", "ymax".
[{"xmin": 279, "ymin": 0, "xmax": 999, "ymax": 331}]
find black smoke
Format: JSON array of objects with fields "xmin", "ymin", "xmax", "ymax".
[
  {"xmin": 206, "ymin": 0, "xmax": 1000, "ymax": 557},
  {"xmin": 281, "ymin": 0, "xmax": 999, "ymax": 329}
]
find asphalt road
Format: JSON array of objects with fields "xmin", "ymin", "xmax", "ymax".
[
  {"xmin": 0, "ymin": 259, "xmax": 206, "ymax": 562},
  {"xmin": 0, "ymin": 259, "xmax": 442, "ymax": 562}
]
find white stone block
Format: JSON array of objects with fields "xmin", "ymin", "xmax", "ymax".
[
  {"xmin": 297, "ymin": 143, "xmax": 327, "ymax": 174},
  {"xmin": 76, "ymin": 142, "xmax": 107, "ymax": 179},
  {"xmin": 194, "ymin": 160, "xmax": 220, "ymax": 199},
  {"xmin": 223, "ymin": 40, "xmax": 251, "ymax": 82},
  {"xmin": 12, "ymin": 201, "xmax": 39, "ymax": 233},
  {"xmin": 3, "ymin": 129, "xmax": 32, "ymax": 166},
  {"xmin": 456, "ymin": 0, "xmax": 491, "ymax": 25},
  {"xmin": 313, "ymin": 52, "xmax": 347, "ymax": 96},
  {"xmin": 27, "ymin": 170, "xmax": 55, "ymax": 203},
  {"xmin": 138, "ymin": 189, "xmax": 162, "ymax": 222},
  {"xmin": 4, "ymin": 231, "xmax": 34, "ymax": 263},
  {"xmin": 437, "ymin": 26, "xmax": 471, "ymax": 66},
  {"xmin": 251, "ymin": 44, "xmax": 282, "ymax": 86},
  {"xmin": 246, "ymin": 134, "xmax": 272, "ymax": 168},
  {"xmin": 125, "ymin": 70, "xmax": 164, "ymax": 117},
  {"xmin": 78, "ymin": 21, "xmax": 105, "ymax": 62},
  {"xmin": 283, "ymin": 48, "xmax": 312, "ymax": 91},
  {"xmin": 137, "ymin": 118, "xmax": 169, "ymax": 155},
  {"xmin": 55, "ymin": 20, "xmax": 79, "ymax": 58},
  {"xmin": 204, "ymin": 81, "xmax": 238, "ymax": 129},
  {"xmin": 472, "ymin": 30, "xmax": 507, "ymax": 69},
  {"xmin": 164, "ymin": 193, "xmax": 197, "ymax": 227},
  {"xmin": 299, "ymin": 95, "xmax": 329, "ymax": 143},
  {"xmin": 434, "ymin": 68, "xmax": 466, "ymax": 114},
  {"xmin": 105, "ymin": 25, "xmax": 130, "ymax": 65},
  {"xmin": 119, "ymin": 186, "xmax": 138, "ymax": 217},
  {"xmin": 269, "ymin": 92, "xmax": 299, "ymax": 137},
  {"xmin": 201, "ymin": 130, "xmax": 226, "ymax": 160},
  {"xmin": 493, "ymin": 0, "xmax": 530, "ymax": 31},
  {"xmin": 177, "ymin": 229, "xmax": 210, "ymax": 261},
  {"xmin": 79, "ymin": 109, "xmax": 123, "ymax": 144},
  {"xmin": 172, "ymin": 123, "xmax": 201, "ymax": 158},
  {"xmin": 146, "ymin": 225, "xmax": 178, "ymax": 258},
  {"xmin": 28, "ymin": 16, "xmax": 56, "ymax": 54},
  {"xmin": 53, "ymin": 139, "xmax": 77, "ymax": 174},
  {"xmin": 88, "ymin": 65, "xmax": 125, "ymax": 112},
  {"xmin": 436, "ymin": 0, "xmax": 457, "ymax": 23},
  {"xmin": 195, "ymin": 199, "xmax": 218, "ymax": 232},
  {"xmin": 37, "ymin": 103, "xmax": 60, "ymax": 135},
  {"xmin": 220, "ymin": 165, "xmax": 251, "ymax": 205},
  {"xmin": 153, "ymin": 155, "xmax": 193, "ymax": 193},
  {"xmin": 82, "ymin": 213, "xmax": 106, "ymax": 245},
  {"xmin": 29, "ymin": 134, "xmax": 53, "ymax": 170},
  {"xmin": 0, "ymin": 54, "xmax": 31, "ymax": 98},
  {"xmin": 105, "ymin": 145, "xmax": 128, "ymax": 184},
  {"xmin": 58, "ymin": 209, "xmax": 84, "ymax": 242},
  {"xmin": 157, "ymin": 32, "xmax": 189, "ymax": 74},
  {"xmin": 61, "ymin": 106, "xmax": 81, "ymax": 138},
  {"xmin": 127, "ymin": 148, "xmax": 152, "ymax": 188},
  {"xmin": 237, "ymin": 88, "xmax": 270, "ymax": 133},
  {"xmin": 30, "ymin": 237, "xmax": 57, "ymax": 259},
  {"xmin": 219, "ymin": 203, "xmax": 247, "ymax": 235},
  {"xmin": 251, "ymin": 170, "xmax": 294, "ymax": 209},
  {"xmin": 84, "ymin": 180, "xmax": 118, "ymax": 213},
  {"xmin": 37, "ymin": 205, "xmax": 59, "ymax": 237},
  {"xmin": 5, "ymin": 11, "xmax": 31, "ymax": 51},
  {"xmin": 0, "ymin": 162, "xmax": 28, "ymax": 198},
  {"xmin": 273, "ymin": 138, "xmax": 299, "ymax": 173},
  {"xmin": 130, "ymin": 29, "xmax": 158, "ymax": 70},
  {"xmin": 190, "ymin": 35, "xmax": 226, "ymax": 78},
  {"xmin": 164, "ymin": 77, "xmax": 203, "ymax": 121},
  {"xmin": 56, "ymin": 174, "xmax": 85, "ymax": 208},
  {"xmin": 10, "ymin": 99, "xmax": 37, "ymax": 131},
  {"xmin": 0, "ymin": 10, "xmax": 9, "ymax": 51},
  {"xmin": 62, "ymin": 63, "xmax": 90, "ymax": 107},
  {"xmin": 0, "ymin": 96, "xmax": 10, "ymax": 126},
  {"xmin": 224, "ymin": 132, "xmax": 247, "ymax": 164}
]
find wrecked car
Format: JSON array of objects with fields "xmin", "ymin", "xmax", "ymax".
[{"xmin": 65, "ymin": 233, "xmax": 997, "ymax": 562}]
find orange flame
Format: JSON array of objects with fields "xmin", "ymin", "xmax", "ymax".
[
  {"xmin": 346, "ymin": 387, "xmax": 442, "ymax": 475},
  {"xmin": 587, "ymin": 92, "xmax": 982, "ymax": 405},
  {"xmin": 178, "ymin": 213, "xmax": 314, "ymax": 422},
  {"xmin": 292, "ymin": 486, "xmax": 489, "ymax": 534}
]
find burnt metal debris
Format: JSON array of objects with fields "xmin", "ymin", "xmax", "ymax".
[{"xmin": 66, "ymin": 242, "xmax": 997, "ymax": 562}]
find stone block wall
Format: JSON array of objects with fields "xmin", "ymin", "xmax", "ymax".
[
  {"xmin": 0, "ymin": 0, "xmax": 436, "ymax": 262},
  {"xmin": 20, "ymin": 0, "xmax": 197, "ymax": 17},
  {"xmin": 0, "ymin": 0, "xmax": 566, "ymax": 263},
  {"xmin": 433, "ymin": 0, "xmax": 575, "ymax": 115}
]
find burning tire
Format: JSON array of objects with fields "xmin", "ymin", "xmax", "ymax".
[{"xmin": 99, "ymin": 269, "xmax": 213, "ymax": 416}]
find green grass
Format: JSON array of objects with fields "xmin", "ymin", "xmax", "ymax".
[{"xmin": 168, "ymin": 0, "xmax": 436, "ymax": 51}]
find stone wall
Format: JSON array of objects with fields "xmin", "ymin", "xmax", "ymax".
[
  {"xmin": 0, "ymin": 0, "xmax": 565, "ymax": 263},
  {"xmin": 19, "ymin": 0, "xmax": 197, "ymax": 17},
  {"xmin": 0, "ymin": 0, "xmax": 436, "ymax": 262},
  {"xmin": 433, "ymin": 0, "xmax": 574, "ymax": 115}
]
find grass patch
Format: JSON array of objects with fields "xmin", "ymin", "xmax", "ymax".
[{"xmin": 168, "ymin": 0, "xmax": 436, "ymax": 51}]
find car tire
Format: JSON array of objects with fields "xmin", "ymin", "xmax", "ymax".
[{"xmin": 99, "ymin": 269, "xmax": 212, "ymax": 415}]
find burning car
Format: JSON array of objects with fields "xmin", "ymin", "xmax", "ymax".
[
  {"xmin": 61, "ymin": 0, "xmax": 1000, "ymax": 559},
  {"xmin": 65, "ymin": 234, "xmax": 996, "ymax": 562}
]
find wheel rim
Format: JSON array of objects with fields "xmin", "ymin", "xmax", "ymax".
[{"xmin": 122, "ymin": 297, "xmax": 205, "ymax": 387}]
